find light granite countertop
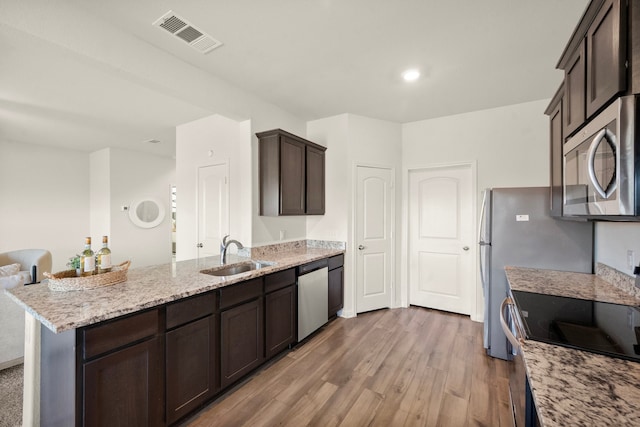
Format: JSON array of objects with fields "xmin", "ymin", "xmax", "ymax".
[
  {"xmin": 4, "ymin": 245, "xmax": 344, "ymax": 334},
  {"xmin": 522, "ymin": 340, "xmax": 640, "ymax": 427},
  {"xmin": 506, "ymin": 266, "xmax": 640, "ymax": 427},
  {"xmin": 505, "ymin": 265, "xmax": 640, "ymax": 307}
]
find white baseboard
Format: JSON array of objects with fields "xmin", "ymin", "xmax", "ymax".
[
  {"xmin": 0, "ymin": 356, "xmax": 23, "ymax": 371},
  {"xmin": 339, "ymin": 309, "xmax": 356, "ymax": 318}
]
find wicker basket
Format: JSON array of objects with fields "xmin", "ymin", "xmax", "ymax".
[{"xmin": 44, "ymin": 261, "xmax": 131, "ymax": 292}]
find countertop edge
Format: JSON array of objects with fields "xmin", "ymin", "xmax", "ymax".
[{"xmin": 7, "ymin": 248, "xmax": 345, "ymax": 333}]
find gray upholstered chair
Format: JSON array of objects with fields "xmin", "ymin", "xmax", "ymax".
[
  {"xmin": 0, "ymin": 249, "xmax": 52, "ymax": 284},
  {"xmin": 0, "ymin": 249, "xmax": 52, "ymax": 369}
]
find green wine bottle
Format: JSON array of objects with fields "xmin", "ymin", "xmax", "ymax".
[{"xmin": 80, "ymin": 237, "xmax": 95, "ymax": 277}]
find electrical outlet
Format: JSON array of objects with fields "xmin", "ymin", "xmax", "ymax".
[{"xmin": 628, "ymin": 250, "xmax": 635, "ymax": 270}]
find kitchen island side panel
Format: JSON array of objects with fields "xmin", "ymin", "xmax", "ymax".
[{"xmin": 40, "ymin": 327, "xmax": 76, "ymax": 427}]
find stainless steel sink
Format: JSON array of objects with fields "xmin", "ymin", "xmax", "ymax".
[{"xmin": 200, "ymin": 260, "xmax": 275, "ymax": 277}]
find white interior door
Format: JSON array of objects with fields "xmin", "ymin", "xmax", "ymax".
[
  {"xmin": 197, "ymin": 163, "xmax": 229, "ymax": 258},
  {"xmin": 409, "ymin": 165, "xmax": 473, "ymax": 315},
  {"xmin": 356, "ymin": 165, "xmax": 393, "ymax": 313}
]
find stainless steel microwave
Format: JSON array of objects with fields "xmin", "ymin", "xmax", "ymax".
[{"xmin": 563, "ymin": 95, "xmax": 640, "ymax": 219}]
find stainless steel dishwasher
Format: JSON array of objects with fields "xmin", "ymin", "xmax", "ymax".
[{"xmin": 297, "ymin": 259, "xmax": 328, "ymax": 341}]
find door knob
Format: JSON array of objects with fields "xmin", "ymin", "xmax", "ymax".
[
  {"xmin": 463, "ymin": 246, "xmax": 469, "ymax": 251},
  {"xmin": 197, "ymin": 243, "xmax": 203, "ymax": 248},
  {"xmin": 358, "ymin": 245, "xmax": 365, "ymax": 250}
]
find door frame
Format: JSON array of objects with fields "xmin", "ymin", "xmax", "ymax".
[
  {"xmin": 401, "ymin": 161, "xmax": 480, "ymax": 321},
  {"xmin": 350, "ymin": 162, "xmax": 397, "ymax": 316}
]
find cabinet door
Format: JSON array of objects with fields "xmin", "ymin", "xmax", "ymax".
[
  {"xmin": 586, "ymin": 0, "xmax": 626, "ymax": 118},
  {"xmin": 220, "ymin": 298, "xmax": 264, "ymax": 389},
  {"xmin": 549, "ymin": 91, "xmax": 564, "ymax": 218},
  {"xmin": 306, "ymin": 145, "xmax": 325, "ymax": 215},
  {"xmin": 83, "ymin": 337, "xmax": 162, "ymax": 427},
  {"xmin": 265, "ymin": 285, "xmax": 296, "ymax": 359},
  {"xmin": 564, "ymin": 40, "xmax": 586, "ymax": 136},
  {"xmin": 166, "ymin": 315, "xmax": 217, "ymax": 425},
  {"xmin": 328, "ymin": 266, "xmax": 344, "ymax": 318},
  {"xmin": 280, "ymin": 136, "xmax": 306, "ymax": 215}
]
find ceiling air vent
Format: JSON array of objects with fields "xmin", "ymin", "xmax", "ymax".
[{"xmin": 153, "ymin": 11, "xmax": 222, "ymax": 54}]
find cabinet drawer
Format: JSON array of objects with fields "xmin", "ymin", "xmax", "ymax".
[
  {"xmin": 166, "ymin": 292, "xmax": 217, "ymax": 330},
  {"xmin": 264, "ymin": 268, "xmax": 296, "ymax": 293},
  {"xmin": 82, "ymin": 309, "xmax": 159, "ymax": 360},
  {"xmin": 219, "ymin": 278, "xmax": 263, "ymax": 310},
  {"xmin": 328, "ymin": 254, "xmax": 344, "ymax": 270}
]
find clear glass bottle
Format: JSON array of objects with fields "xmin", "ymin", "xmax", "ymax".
[
  {"xmin": 80, "ymin": 237, "xmax": 95, "ymax": 277},
  {"xmin": 97, "ymin": 236, "xmax": 112, "ymax": 274}
]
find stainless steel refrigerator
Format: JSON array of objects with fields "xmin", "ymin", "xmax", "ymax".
[{"xmin": 479, "ymin": 187, "xmax": 593, "ymax": 360}]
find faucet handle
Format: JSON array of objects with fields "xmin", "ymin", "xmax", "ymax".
[{"xmin": 221, "ymin": 234, "xmax": 230, "ymax": 247}]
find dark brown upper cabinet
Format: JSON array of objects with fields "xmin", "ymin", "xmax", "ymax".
[
  {"xmin": 586, "ymin": 0, "xmax": 626, "ymax": 117},
  {"xmin": 564, "ymin": 40, "xmax": 586, "ymax": 137},
  {"xmin": 257, "ymin": 129, "xmax": 326, "ymax": 216},
  {"xmin": 305, "ymin": 144, "xmax": 326, "ymax": 215},
  {"xmin": 545, "ymin": 84, "xmax": 565, "ymax": 218},
  {"xmin": 558, "ymin": 0, "xmax": 626, "ymax": 137}
]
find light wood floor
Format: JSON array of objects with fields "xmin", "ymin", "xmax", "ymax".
[{"xmin": 182, "ymin": 306, "xmax": 513, "ymax": 427}]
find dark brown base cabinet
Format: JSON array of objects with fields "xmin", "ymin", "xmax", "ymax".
[
  {"xmin": 40, "ymin": 260, "xmax": 342, "ymax": 426},
  {"xmin": 80, "ymin": 309, "xmax": 164, "ymax": 427},
  {"xmin": 165, "ymin": 292, "xmax": 218, "ymax": 424},
  {"xmin": 328, "ymin": 254, "xmax": 344, "ymax": 318},
  {"xmin": 166, "ymin": 316, "xmax": 218, "ymax": 424},
  {"xmin": 220, "ymin": 298, "xmax": 265, "ymax": 389},
  {"xmin": 83, "ymin": 338, "xmax": 163, "ymax": 427},
  {"xmin": 265, "ymin": 285, "xmax": 297, "ymax": 359},
  {"xmin": 264, "ymin": 267, "xmax": 297, "ymax": 360}
]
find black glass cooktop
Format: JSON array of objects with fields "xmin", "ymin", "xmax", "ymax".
[{"xmin": 511, "ymin": 290, "xmax": 640, "ymax": 362}]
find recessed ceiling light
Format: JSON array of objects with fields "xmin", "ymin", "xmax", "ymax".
[{"xmin": 402, "ymin": 69, "xmax": 420, "ymax": 82}]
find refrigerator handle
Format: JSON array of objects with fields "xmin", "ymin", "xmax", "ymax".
[
  {"xmin": 478, "ymin": 189, "xmax": 488, "ymax": 244},
  {"xmin": 478, "ymin": 189, "xmax": 489, "ymax": 294},
  {"xmin": 479, "ymin": 245, "xmax": 486, "ymax": 293}
]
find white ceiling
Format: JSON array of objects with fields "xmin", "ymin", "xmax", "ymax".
[{"xmin": 0, "ymin": 0, "xmax": 589, "ymax": 158}]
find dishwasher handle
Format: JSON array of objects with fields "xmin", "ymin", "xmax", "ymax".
[{"xmin": 298, "ymin": 259, "xmax": 328, "ymax": 275}]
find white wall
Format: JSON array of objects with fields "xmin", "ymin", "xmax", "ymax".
[
  {"xmin": 0, "ymin": 140, "xmax": 89, "ymax": 272},
  {"xmin": 402, "ymin": 99, "xmax": 550, "ymax": 190},
  {"xmin": 90, "ymin": 149, "xmax": 111, "ymax": 242},
  {"xmin": 401, "ymin": 99, "xmax": 551, "ymax": 321},
  {"xmin": 307, "ymin": 115, "xmax": 350, "ymax": 242},
  {"xmin": 95, "ymin": 148, "xmax": 174, "ymax": 268},
  {"xmin": 307, "ymin": 114, "xmax": 402, "ymax": 317},
  {"xmin": 176, "ymin": 114, "xmax": 252, "ymax": 261},
  {"xmin": 594, "ymin": 223, "xmax": 640, "ymax": 276}
]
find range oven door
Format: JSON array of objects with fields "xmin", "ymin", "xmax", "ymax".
[{"xmin": 563, "ymin": 95, "xmax": 637, "ymax": 217}]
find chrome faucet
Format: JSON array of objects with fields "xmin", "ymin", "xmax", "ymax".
[{"xmin": 220, "ymin": 235, "xmax": 244, "ymax": 265}]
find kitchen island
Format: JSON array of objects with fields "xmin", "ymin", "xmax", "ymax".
[
  {"xmin": 505, "ymin": 265, "xmax": 640, "ymax": 427},
  {"xmin": 4, "ymin": 240, "xmax": 345, "ymax": 427}
]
